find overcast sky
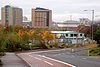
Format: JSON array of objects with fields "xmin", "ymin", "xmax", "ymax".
[{"xmin": 0, "ymin": 0, "xmax": 100, "ymax": 22}]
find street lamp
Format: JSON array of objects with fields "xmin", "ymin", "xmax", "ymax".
[{"xmin": 84, "ymin": 10, "xmax": 94, "ymax": 42}]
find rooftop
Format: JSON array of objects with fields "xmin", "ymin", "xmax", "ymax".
[
  {"xmin": 63, "ymin": 20, "xmax": 80, "ymax": 24},
  {"xmin": 51, "ymin": 31, "xmax": 83, "ymax": 34},
  {"xmin": 35, "ymin": 7, "xmax": 49, "ymax": 10},
  {"xmin": 4, "ymin": 5, "xmax": 22, "ymax": 9}
]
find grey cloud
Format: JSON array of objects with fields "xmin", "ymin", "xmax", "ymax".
[{"xmin": 0, "ymin": 0, "xmax": 100, "ymax": 21}]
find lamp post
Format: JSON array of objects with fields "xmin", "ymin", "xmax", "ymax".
[{"xmin": 84, "ymin": 10, "xmax": 94, "ymax": 42}]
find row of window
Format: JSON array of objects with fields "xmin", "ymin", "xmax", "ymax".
[{"xmin": 66, "ymin": 34, "xmax": 83, "ymax": 37}]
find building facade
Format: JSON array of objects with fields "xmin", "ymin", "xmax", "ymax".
[
  {"xmin": 51, "ymin": 31, "xmax": 85, "ymax": 45},
  {"xmin": 53, "ymin": 20, "xmax": 80, "ymax": 31},
  {"xmin": 79, "ymin": 18, "xmax": 91, "ymax": 26},
  {"xmin": 22, "ymin": 21, "xmax": 32, "ymax": 28},
  {"xmin": 1, "ymin": 5, "xmax": 23, "ymax": 26},
  {"xmin": 32, "ymin": 7, "xmax": 52, "ymax": 28}
]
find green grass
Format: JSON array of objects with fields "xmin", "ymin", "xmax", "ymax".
[{"xmin": 89, "ymin": 47, "xmax": 100, "ymax": 56}]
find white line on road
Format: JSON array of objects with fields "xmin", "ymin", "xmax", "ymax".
[
  {"xmin": 29, "ymin": 55, "xmax": 34, "ymax": 57},
  {"xmin": 82, "ymin": 58, "xmax": 87, "ymax": 60},
  {"xmin": 29, "ymin": 54, "xmax": 42, "ymax": 61},
  {"xmin": 44, "ymin": 61, "xmax": 53, "ymax": 66},
  {"xmin": 34, "ymin": 57, "xmax": 42, "ymax": 60},
  {"xmin": 38, "ymin": 55, "xmax": 76, "ymax": 67}
]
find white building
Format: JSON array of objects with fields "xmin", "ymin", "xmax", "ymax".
[
  {"xmin": 51, "ymin": 31, "xmax": 85, "ymax": 45},
  {"xmin": 53, "ymin": 20, "xmax": 80, "ymax": 31},
  {"xmin": 79, "ymin": 18, "xmax": 91, "ymax": 26}
]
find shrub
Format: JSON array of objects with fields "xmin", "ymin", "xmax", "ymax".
[
  {"xmin": 22, "ymin": 44, "xmax": 30, "ymax": 50},
  {"xmin": 5, "ymin": 33, "xmax": 21, "ymax": 52},
  {"xmin": 45, "ymin": 44, "xmax": 51, "ymax": 49},
  {"xmin": 84, "ymin": 43, "xmax": 97, "ymax": 48},
  {"xmin": 32, "ymin": 40, "xmax": 41, "ymax": 47},
  {"xmin": 0, "ymin": 32, "xmax": 6, "ymax": 53}
]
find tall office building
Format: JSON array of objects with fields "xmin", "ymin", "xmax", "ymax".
[
  {"xmin": 32, "ymin": 7, "xmax": 52, "ymax": 28},
  {"xmin": 1, "ymin": 5, "xmax": 23, "ymax": 26}
]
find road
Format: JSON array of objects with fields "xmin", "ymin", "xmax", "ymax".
[
  {"xmin": 18, "ymin": 48, "xmax": 100, "ymax": 67},
  {"xmin": 34, "ymin": 48, "xmax": 100, "ymax": 67},
  {"xmin": 18, "ymin": 51, "xmax": 75, "ymax": 67}
]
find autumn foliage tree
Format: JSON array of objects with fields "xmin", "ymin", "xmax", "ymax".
[
  {"xmin": 76, "ymin": 25, "xmax": 91, "ymax": 37},
  {"xmin": 0, "ymin": 25, "xmax": 56, "ymax": 51},
  {"xmin": 32, "ymin": 29, "xmax": 56, "ymax": 49}
]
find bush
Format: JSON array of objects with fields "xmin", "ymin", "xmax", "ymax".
[
  {"xmin": 94, "ymin": 28, "xmax": 100, "ymax": 45},
  {"xmin": 52, "ymin": 43, "xmax": 59, "ymax": 48},
  {"xmin": 22, "ymin": 44, "xmax": 30, "ymax": 50},
  {"xmin": 45, "ymin": 44, "xmax": 51, "ymax": 49},
  {"xmin": 31, "ymin": 40, "xmax": 48, "ymax": 49},
  {"xmin": 32, "ymin": 40, "xmax": 41, "ymax": 47},
  {"xmin": 84, "ymin": 44, "xmax": 97, "ymax": 48},
  {"xmin": 5, "ymin": 33, "xmax": 21, "ymax": 52},
  {"xmin": 0, "ymin": 32, "xmax": 6, "ymax": 53}
]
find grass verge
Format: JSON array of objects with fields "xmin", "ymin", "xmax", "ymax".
[{"xmin": 89, "ymin": 47, "xmax": 100, "ymax": 56}]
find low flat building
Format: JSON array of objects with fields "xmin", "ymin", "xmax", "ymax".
[
  {"xmin": 79, "ymin": 18, "xmax": 91, "ymax": 26},
  {"xmin": 22, "ymin": 21, "xmax": 32, "ymax": 28},
  {"xmin": 56, "ymin": 20, "xmax": 80, "ymax": 31},
  {"xmin": 51, "ymin": 31, "xmax": 85, "ymax": 45}
]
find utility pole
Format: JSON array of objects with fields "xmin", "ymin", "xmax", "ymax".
[
  {"xmin": 84, "ymin": 10, "xmax": 94, "ymax": 42},
  {"xmin": 91, "ymin": 10, "xmax": 94, "ymax": 42}
]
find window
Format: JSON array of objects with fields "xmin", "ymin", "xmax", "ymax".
[
  {"xmin": 80, "ymin": 34, "xmax": 82, "ymax": 36},
  {"xmin": 74, "ymin": 34, "xmax": 78, "ymax": 37},
  {"xmin": 66, "ymin": 34, "xmax": 68, "ymax": 37},
  {"xmin": 70, "ymin": 34, "xmax": 73, "ymax": 37}
]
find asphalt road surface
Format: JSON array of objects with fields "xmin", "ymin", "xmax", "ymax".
[
  {"xmin": 18, "ymin": 48, "xmax": 100, "ymax": 67},
  {"xmin": 34, "ymin": 48, "xmax": 100, "ymax": 67},
  {"xmin": 18, "ymin": 51, "xmax": 75, "ymax": 67}
]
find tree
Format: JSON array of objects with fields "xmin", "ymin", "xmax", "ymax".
[
  {"xmin": 0, "ymin": 24, "xmax": 3, "ymax": 32},
  {"xmin": 14, "ymin": 25, "xmax": 23, "ymax": 33},
  {"xmin": 76, "ymin": 25, "xmax": 91, "ymax": 37},
  {"xmin": 27, "ymin": 29, "xmax": 35, "ymax": 42},
  {"xmin": 5, "ymin": 33, "xmax": 21, "ymax": 52},
  {"xmin": 94, "ymin": 28, "xmax": 100, "ymax": 46},
  {"xmin": 33, "ymin": 29, "xmax": 55, "ymax": 49},
  {"xmin": 0, "ymin": 32, "xmax": 6, "ymax": 52}
]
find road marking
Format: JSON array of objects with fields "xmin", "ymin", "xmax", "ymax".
[
  {"xmin": 34, "ymin": 57, "xmax": 42, "ymax": 60},
  {"xmin": 82, "ymin": 58, "xmax": 87, "ymax": 60},
  {"xmin": 28, "ymin": 54, "xmax": 42, "ymax": 61},
  {"xmin": 44, "ymin": 61, "xmax": 53, "ymax": 66},
  {"xmin": 29, "ymin": 55, "xmax": 34, "ymax": 57},
  {"xmin": 38, "ymin": 55, "xmax": 76, "ymax": 67}
]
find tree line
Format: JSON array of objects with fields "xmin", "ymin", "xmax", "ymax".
[{"xmin": 0, "ymin": 25, "xmax": 56, "ymax": 52}]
